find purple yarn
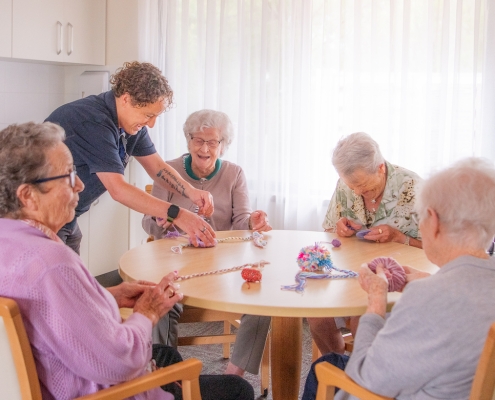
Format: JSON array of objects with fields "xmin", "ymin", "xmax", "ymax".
[
  {"xmin": 356, "ymin": 229, "xmax": 371, "ymax": 239},
  {"xmin": 367, "ymin": 257, "xmax": 406, "ymax": 292},
  {"xmin": 188, "ymin": 237, "xmax": 218, "ymax": 247},
  {"xmin": 331, "ymin": 239, "xmax": 341, "ymax": 247}
]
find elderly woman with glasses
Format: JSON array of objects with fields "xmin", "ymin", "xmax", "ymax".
[
  {"xmin": 0, "ymin": 122, "xmax": 254, "ymax": 400},
  {"xmin": 302, "ymin": 157, "xmax": 495, "ymax": 400},
  {"xmin": 309, "ymin": 132, "xmax": 422, "ymax": 356},
  {"xmin": 143, "ymin": 109, "xmax": 272, "ymax": 379}
]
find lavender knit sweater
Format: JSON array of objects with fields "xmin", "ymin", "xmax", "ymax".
[{"xmin": 0, "ymin": 218, "xmax": 172, "ymax": 400}]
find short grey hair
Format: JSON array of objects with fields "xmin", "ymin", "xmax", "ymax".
[
  {"xmin": 332, "ymin": 132, "xmax": 385, "ymax": 177},
  {"xmin": 183, "ymin": 109, "xmax": 234, "ymax": 157},
  {"xmin": 415, "ymin": 157, "xmax": 495, "ymax": 249},
  {"xmin": 0, "ymin": 122, "xmax": 65, "ymax": 218}
]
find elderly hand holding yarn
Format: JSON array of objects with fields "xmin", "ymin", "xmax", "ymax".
[{"xmin": 364, "ymin": 257, "xmax": 407, "ymax": 292}]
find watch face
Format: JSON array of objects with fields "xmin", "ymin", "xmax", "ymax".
[{"xmin": 168, "ymin": 204, "xmax": 180, "ymax": 219}]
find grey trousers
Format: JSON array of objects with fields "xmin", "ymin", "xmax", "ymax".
[
  {"xmin": 155, "ymin": 308, "xmax": 271, "ymax": 375},
  {"xmin": 231, "ymin": 314, "xmax": 271, "ymax": 375}
]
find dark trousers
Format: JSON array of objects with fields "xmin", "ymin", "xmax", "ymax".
[
  {"xmin": 301, "ymin": 352, "xmax": 349, "ymax": 400},
  {"xmin": 152, "ymin": 345, "xmax": 254, "ymax": 400}
]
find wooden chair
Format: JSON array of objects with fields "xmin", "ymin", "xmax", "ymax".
[
  {"xmin": 314, "ymin": 322, "xmax": 495, "ymax": 400},
  {"xmin": 144, "ymin": 184, "xmax": 271, "ymax": 396},
  {"xmin": 0, "ymin": 296, "xmax": 202, "ymax": 400}
]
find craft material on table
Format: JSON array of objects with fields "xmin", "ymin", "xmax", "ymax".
[
  {"xmin": 281, "ymin": 242, "xmax": 358, "ymax": 293},
  {"xmin": 175, "ymin": 260, "xmax": 269, "ymax": 282}
]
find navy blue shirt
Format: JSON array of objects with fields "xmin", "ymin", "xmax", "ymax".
[{"xmin": 45, "ymin": 90, "xmax": 156, "ymax": 218}]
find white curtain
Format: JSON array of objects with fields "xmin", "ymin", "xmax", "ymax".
[{"xmin": 140, "ymin": 0, "xmax": 491, "ymax": 231}]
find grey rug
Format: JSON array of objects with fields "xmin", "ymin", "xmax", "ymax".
[{"xmin": 178, "ymin": 319, "xmax": 314, "ymax": 400}]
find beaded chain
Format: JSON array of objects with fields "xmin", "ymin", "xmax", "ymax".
[
  {"xmin": 168, "ymin": 230, "xmax": 267, "ymax": 254},
  {"xmin": 175, "ymin": 260, "xmax": 270, "ymax": 281}
]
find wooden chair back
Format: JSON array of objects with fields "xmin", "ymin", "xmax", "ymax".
[
  {"xmin": 0, "ymin": 296, "xmax": 203, "ymax": 400},
  {"xmin": 315, "ymin": 322, "xmax": 495, "ymax": 400}
]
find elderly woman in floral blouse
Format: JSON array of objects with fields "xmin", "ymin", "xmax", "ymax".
[{"xmin": 309, "ymin": 131, "xmax": 422, "ymax": 355}]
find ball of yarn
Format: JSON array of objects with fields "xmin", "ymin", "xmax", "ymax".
[
  {"xmin": 241, "ymin": 268, "xmax": 262, "ymax": 282},
  {"xmin": 367, "ymin": 257, "xmax": 406, "ymax": 292},
  {"xmin": 297, "ymin": 243, "xmax": 333, "ymax": 272},
  {"xmin": 189, "ymin": 237, "xmax": 218, "ymax": 247},
  {"xmin": 331, "ymin": 239, "xmax": 341, "ymax": 247}
]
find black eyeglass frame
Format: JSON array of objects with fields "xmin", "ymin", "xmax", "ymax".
[
  {"xmin": 190, "ymin": 136, "xmax": 224, "ymax": 149},
  {"xmin": 31, "ymin": 168, "xmax": 77, "ymax": 188}
]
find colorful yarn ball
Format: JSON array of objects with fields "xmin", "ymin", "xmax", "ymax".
[
  {"xmin": 241, "ymin": 268, "xmax": 262, "ymax": 283},
  {"xmin": 367, "ymin": 257, "xmax": 407, "ymax": 292},
  {"xmin": 297, "ymin": 243, "xmax": 334, "ymax": 272},
  {"xmin": 189, "ymin": 237, "xmax": 218, "ymax": 247}
]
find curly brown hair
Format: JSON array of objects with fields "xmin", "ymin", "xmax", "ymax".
[{"xmin": 110, "ymin": 61, "xmax": 174, "ymax": 109}]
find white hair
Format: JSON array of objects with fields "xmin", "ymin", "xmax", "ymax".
[
  {"xmin": 332, "ymin": 132, "xmax": 385, "ymax": 177},
  {"xmin": 183, "ymin": 109, "xmax": 234, "ymax": 157},
  {"xmin": 415, "ymin": 157, "xmax": 495, "ymax": 249}
]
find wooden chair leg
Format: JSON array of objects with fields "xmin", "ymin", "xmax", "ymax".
[
  {"xmin": 223, "ymin": 320, "xmax": 231, "ymax": 359},
  {"xmin": 260, "ymin": 329, "xmax": 270, "ymax": 397}
]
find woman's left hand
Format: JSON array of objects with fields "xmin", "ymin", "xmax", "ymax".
[
  {"xmin": 364, "ymin": 224, "xmax": 402, "ymax": 243},
  {"xmin": 250, "ymin": 210, "xmax": 272, "ymax": 232}
]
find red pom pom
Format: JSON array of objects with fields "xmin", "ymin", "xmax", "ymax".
[{"xmin": 241, "ymin": 268, "xmax": 262, "ymax": 283}]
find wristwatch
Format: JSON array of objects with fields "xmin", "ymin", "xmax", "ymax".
[{"xmin": 167, "ymin": 204, "xmax": 180, "ymax": 223}]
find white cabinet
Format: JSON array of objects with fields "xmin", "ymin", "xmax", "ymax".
[
  {"xmin": 79, "ymin": 189, "xmax": 130, "ymax": 277},
  {"xmin": 0, "ymin": 0, "xmax": 12, "ymax": 57},
  {"xmin": 12, "ymin": 0, "xmax": 106, "ymax": 65}
]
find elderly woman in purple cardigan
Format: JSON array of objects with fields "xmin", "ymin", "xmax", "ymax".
[
  {"xmin": 0, "ymin": 122, "xmax": 253, "ymax": 400},
  {"xmin": 143, "ymin": 109, "xmax": 272, "ymax": 378}
]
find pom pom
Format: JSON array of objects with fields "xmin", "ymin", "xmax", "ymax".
[
  {"xmin": 331, "ymin": 239, "xmax": 341, "ymax": 247},
  {"xmin": 367, "ymin": 257, "xmax": 407, "ymax": 292},
  {"xmin": 188, "ymin": 237, "xmax": 218, "ymax": 247},
  {"xmin": 297, "ymin": 243, "xmax": 333, "ymax": 272},
  {"xmin": 241, "ymin": 268, "xmax": 262, "ymax": 283}
]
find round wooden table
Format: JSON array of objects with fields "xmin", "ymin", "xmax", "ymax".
[{"xmin": 119, "ymin": 230, "xmax": 437, "ymax": 400}]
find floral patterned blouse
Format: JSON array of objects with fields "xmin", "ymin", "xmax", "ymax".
[{"xmin": 322, "ymin": 161, "xmax": 422, "ymax": 239}]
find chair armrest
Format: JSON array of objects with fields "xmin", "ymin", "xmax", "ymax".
[
  {"xmin": 315, "ymin": 362, "xmax": 393, "ymax": 400},
  {"xmin": 76, "ymin": 358, "xmax": 202, "ymax": 400}
]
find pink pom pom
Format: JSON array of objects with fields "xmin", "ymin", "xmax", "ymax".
[{"xmin": 367, "ymin": 257, "xmax": 406, "ymax": 292}]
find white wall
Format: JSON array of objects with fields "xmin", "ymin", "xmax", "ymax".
[{"xmin": 0, "ymin": 60, "xmax": 67, "ymax": 129}]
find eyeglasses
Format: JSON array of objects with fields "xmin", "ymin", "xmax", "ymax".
[
  {"xmin": 190, "ymin": 137, "xmax": 223, "ymax": 149},
  {"xmin": 31, "ymin": 168, "xmax": 78, "ymax": 188}
]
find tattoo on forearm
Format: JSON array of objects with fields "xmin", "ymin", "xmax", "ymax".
[{"xmin": 157, "ymin": 169, "xmax": 187, "ymax": 197}]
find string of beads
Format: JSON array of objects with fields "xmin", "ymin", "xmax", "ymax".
[{"xmin": 175, "ymin": 260, "xmax": 269, "ymax": 281}]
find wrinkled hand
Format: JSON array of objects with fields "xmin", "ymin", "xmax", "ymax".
[
  {"xmin": 335, "ymin": 217, "xmax": 362, "ymax": 237},
  {"xmin": 133, "ymin": 272, "xmax": 183, "ymax": 326},
  {"xmin": 364, "ymin": 224, "xmax": 402, "ymax": 243},
  {"xmin": 249, "ymin": 210, "xmax": 272, "ymax": 232},
  {"xmin": 174, "ymin": 208, "xmax": 216, "ymax": 247},
  {"xmin": 188, "ymin": 187, "xmax": 214, "ymax": 217},
  {"xmin": 359, "ymin": 263, "xmax": 388, "ymax": 318},
  {"xmin": 403, "ymin": 265, "xmax": 431, "ymax": 283},
  {"xmin": 108, "ymin": 280, "xmax": 156, "ymax": 308}
]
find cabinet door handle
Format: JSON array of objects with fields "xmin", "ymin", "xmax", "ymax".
[
  {"xmin": 67, "ymin": 23, "xmax": 73, "ymax": 55},
  {"xmin": 56, "ymin": 21, "xmax": 63, "ymax": 55}
]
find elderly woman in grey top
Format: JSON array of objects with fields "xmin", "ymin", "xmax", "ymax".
[
  {"xmin": 310, "ymin": 132, "xmax": 422, "ymax": 356},
  {"xmin": 143, "ymin": 109, "xmax": 271, "ymax": 378},
  {"xmin": 302, "ymin": 157, "xmax": 495, "ymax": 400}
]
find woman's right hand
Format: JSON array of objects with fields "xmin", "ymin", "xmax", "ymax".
[
  {"xmin": 335, "ymin": 217, "xmax": 362, "ymax": 237},
  {"xmin": 133, "ymin": 272, "xmax": 183, "ymax": 326}
]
